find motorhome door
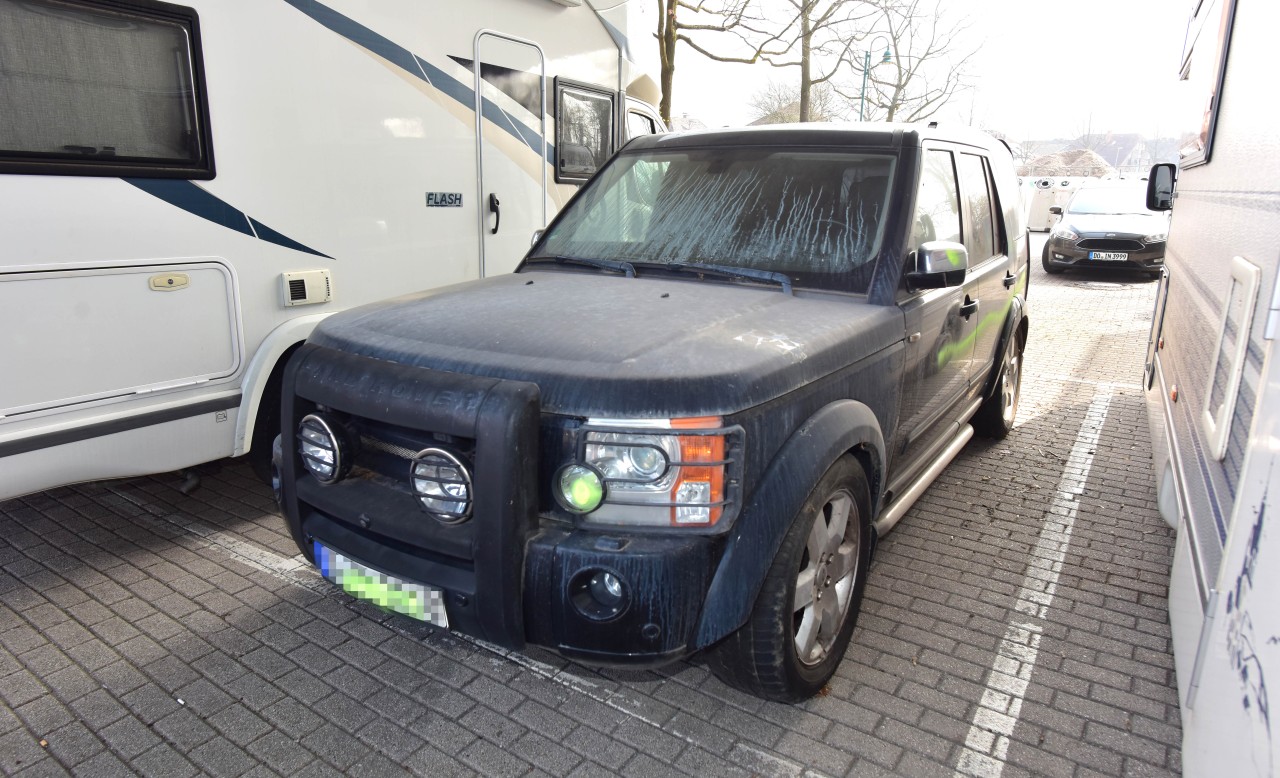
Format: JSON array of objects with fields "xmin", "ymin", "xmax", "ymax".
[{"xmin": 473, "ymin": 32, "xmax": 547, "ymax": 277}]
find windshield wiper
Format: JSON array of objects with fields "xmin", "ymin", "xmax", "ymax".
[
  {"xmin": 637, "ymin": 261, "xmax": 793, "ymax": 294},
  {"xmin": 524, "ymin": 255, "xmax": 635, "ymax": 277}
]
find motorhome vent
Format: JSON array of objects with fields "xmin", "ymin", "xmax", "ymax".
[{"xmin": 281, "ymin": 270, "xmax": 333, "ymax": 307}]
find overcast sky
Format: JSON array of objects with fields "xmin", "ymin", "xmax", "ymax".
[{"xmin": 660, "ymin": 0, "xmax": 1193, "ymax": 141}]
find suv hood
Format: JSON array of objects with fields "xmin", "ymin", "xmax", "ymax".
[{"xmin": 308, "ymin": 270, "xmax": 903, "ymax": 417}]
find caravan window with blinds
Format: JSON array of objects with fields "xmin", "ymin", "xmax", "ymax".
[
  {"xmin": 0, "ymin": 0, "xmax": 213, "ymax": 178},
  {"xmin": 555, "ymin": 80, "xmax": 613, "ymax": 184}
]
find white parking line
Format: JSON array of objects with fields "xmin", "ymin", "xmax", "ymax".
[{"xmin": 954, "ymin": 389, "xmax": 1113, "ymax": 777}]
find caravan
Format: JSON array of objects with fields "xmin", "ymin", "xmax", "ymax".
[
  {"xmin": 1142, "ymin": 0, "xmax": 1280, "ymax": 773},
  {"xmin": 0, "ymin": 0, "xmax": 663, "ymax": 500}
]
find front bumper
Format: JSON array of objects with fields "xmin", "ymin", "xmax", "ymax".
[
  {"xmin": 279, "ymin": 344, "xmax": 715, "ymax": 667},
  {"xmin": 1045, "ymin": 234, "xmax": 1165, "ymax": 273}
]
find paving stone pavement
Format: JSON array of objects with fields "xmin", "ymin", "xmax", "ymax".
[{"xmin": 0, "ymin": 235, "xmax": 1180, "ymax": 777}]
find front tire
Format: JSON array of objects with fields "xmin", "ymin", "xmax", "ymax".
[{"xmin": 709, "ymin": 455, "xmax": 872, "ymax": 702}]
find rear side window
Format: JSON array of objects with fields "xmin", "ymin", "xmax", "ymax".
[
  {"xmin": 556, "ymin": 80, "xmax": 614, "ymax": 183},
  {"xmin": 0, "ymin": 0, "xmax": 213, "ymax": 178},
  {"xmin": 911, "ymin": 149, "xmax": 961, "ymax": 247},
  {"xmin": 956, "ymin": 153, "xmax": 995, "ymax": 262}
]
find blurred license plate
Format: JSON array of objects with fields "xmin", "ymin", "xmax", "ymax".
[
  {"xmin": 313, "ymin": 541, "xmax": 448, "ymax": 627},
  {"xmin": 1089, "ymin": 251, "xmax": 1128, "ymax": 261}
]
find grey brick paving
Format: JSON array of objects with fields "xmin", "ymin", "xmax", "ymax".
[{"xmin": 0, "ymin": 240, "xmax": 1180, "ymax": 776}]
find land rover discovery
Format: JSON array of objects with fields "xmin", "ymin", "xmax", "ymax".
[{"xmin": 276, "ymin": 123, "xmax": 1030, "ymax": 701}]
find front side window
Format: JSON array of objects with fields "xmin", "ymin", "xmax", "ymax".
[
  {"xmin": 556, "ymin": 82, "xmax": 613, "ymax": 183},
  {"xmin": 627, "ymin": 111, "xmax": 657, "ymax": 140},
  {"xmin": 910, "ymin": 149, "xmax": 962, "ymax": 248},
  {"xmin": 537, "ymin": 148, "xmax": 896, "ymax": 293},
  {"xmin": 0, "ymin": 0, "xmax": 211, "ymax": 178}
]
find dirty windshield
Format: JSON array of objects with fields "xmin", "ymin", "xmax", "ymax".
[{"xmin": 535, "ymin": 148, "xmax": 895, "ymax": 293}]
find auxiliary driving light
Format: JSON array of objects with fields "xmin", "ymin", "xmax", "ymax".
[
  {"xmin": 298, "ymin": 413, "xmax": 352, "ymax": 484},
  {"xmin": 556, "ymin": 464, "xmax": 605, "ymax": 514},
  {"xmin": 410, "ymin": 448, "xmax": 472, "ymax": 524}
]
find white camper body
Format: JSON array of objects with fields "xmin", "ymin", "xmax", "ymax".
[
  {"xmin": 0, "ymin": 0, "xmax": 663, "ymax": 500},
  {"xmin": 1142, "ymin": 0, "xmax": 1280, "ymax": 774}
]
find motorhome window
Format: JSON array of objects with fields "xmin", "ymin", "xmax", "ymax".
[
  {"xmin": 0, "ymin": 0, "xmax": 212, "ymax": 178},
  {"xmin": 537, "ymin": 148, "xmax": 895, "ymax": 293},
  {"xmin": 1175, "ymin": 0, "xmax": 1237, "ymax": 166},
  {"xmin": 911, "ymin": 150, "xmax": 962, "ymax": 249},
  {"xmin": 956, "ymin": 153, "xmax": 995, "ymax": 261},
  {"xmin": 556, "ymin": 82, "xmax": 613, "ymax": 183}
]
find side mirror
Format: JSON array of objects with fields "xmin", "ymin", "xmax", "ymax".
[
  {"xmin": 906, "ymin": 241, "xmax": 968, "ymax": 290},
  {"xmin": 530, "ymin": 229, "xmax": 544, "ymax": 247},
  {"xmin": 1146, "ymin": 163, "xmax": 1176, "ymax": 211},
  {"xmin": 1048, "ymin": 205, "xmax": 1063, "ymax": 215}
]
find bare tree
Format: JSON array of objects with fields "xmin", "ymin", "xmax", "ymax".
[
  {"xmin": 666, "ymin": 0, "xmax": 877, "ymax": 123},
  {"xmin": 834, "ymin": 0, "xmax": 977, "ymax": 123},
  {"xmin": 656, "ymin": 0, "xmax": 765, "ymax": 124},
  {"xmin": 749, "ymin": 80, "xmax": 842, "ymax": 123}
]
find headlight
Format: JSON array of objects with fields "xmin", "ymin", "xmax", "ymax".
[
  {"xmin": 410, "ymin": 448, "xmax": 472, "ymax": 524},
  {"xmin": 1050, "ymin": 225, "xmax": 1078, "ymax": 241},
  {"xmin": 1143, "ymin": 232, "xmax": 1167, "ymax": 243},
  {"xmin": 556, "ymin": 417, "xmax": 733, "ymax": 528},
  {"xmin": 298, "ymin": 413, "xmax": 353, "ymax": 484}
]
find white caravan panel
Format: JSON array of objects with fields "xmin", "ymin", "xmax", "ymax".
[{"xmin": 1, "ymin": 261, "xmax": 240, "ymax": 416}]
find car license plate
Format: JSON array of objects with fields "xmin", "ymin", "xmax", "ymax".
[
  {"xmin": 313, "ymin": 541, "xmax": 448, "ymax": 627},
  {"xmin": 1089, "ymin": 251, "xmax": 1128, "ymax": 261}
]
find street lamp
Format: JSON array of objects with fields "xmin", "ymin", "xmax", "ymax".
[{"xmin": 858, "ymin": 36, "xmax": 893, "ymax": 122}]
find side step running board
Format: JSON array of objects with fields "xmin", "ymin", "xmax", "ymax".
[{"xmin": 874, "ymin": 423, "xmax": 974, "ymax": 537}]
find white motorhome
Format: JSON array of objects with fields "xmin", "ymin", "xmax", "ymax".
[
  {"xmin": 1143, "ymin": 0, "xmax": 1279, "ymax": 773},
  {"xmin": 0, "ymin": 0, "xmax": 664, "ymax": 499}
]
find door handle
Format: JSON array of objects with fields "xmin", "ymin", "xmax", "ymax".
[
  {"xmin": 960, "ymin": 296, "xmax": 978, "ymax": 319},
  {"xmin": 488, "ymin": 193, "xmax": 501, "ymax": 235}
]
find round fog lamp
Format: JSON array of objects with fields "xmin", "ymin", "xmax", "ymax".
[
  {"xmin": 569, "ymin": 567, "xmax": 630, "ymax": 621},
  {"xmin": 590, "ymin": 571, "xmax": 624, "ymax": 606},
  {"xmin": 556, "ymin": 464, "xmax": 605, "ymax": 514},
  {"xmin": 410, "ymin": 448, "xmax": 472, "ymax": 524},
  {"xmin": 298, "ymin": 413, "xmax": 351, "ymax": 484}
]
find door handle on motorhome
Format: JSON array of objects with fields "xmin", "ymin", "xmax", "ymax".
[
  {"xmin": 960, "ymin": 296, "xmax": 978, "ymax": 319},
  {"xmin": 489, "ymin": 193, "xmax": 501, "ymax": 234}
]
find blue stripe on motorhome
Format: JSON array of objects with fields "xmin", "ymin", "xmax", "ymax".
[
  {"xmin": 283, "ymin": 0, "xmax": 554, "ymax": 162},
  {"xmin": 124, "ymin": 179, "xmax": 332, "ymax": 259},
  {"xmin": 124, "ymin": 178, "xmax": 254, "ymax": 237},
  {"xmin": 248, "ymin": 217, "xmax": 332, "ymax": 259}
]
